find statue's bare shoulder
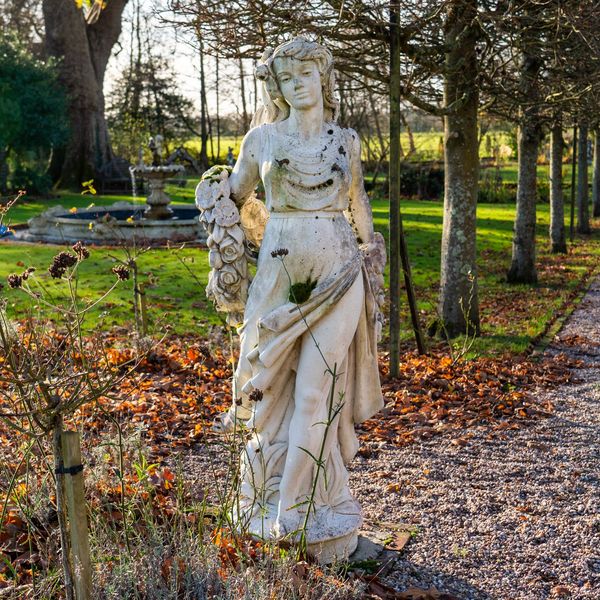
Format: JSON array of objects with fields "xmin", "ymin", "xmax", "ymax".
[
  {"xmin": 230, "ymin": 125, "xmax": 267, "ymax": 200},
  {"xmin": 340, "ymin": 126, "xmax": 362, "ymax": 158},
  {"xmin": 238, "ymin": 124, "xmax": 269, "ymax": 164}
]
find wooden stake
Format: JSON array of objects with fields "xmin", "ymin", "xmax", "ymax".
[
  {"xmin": 53, "ymin": 419, "xmax": 75, "ymax": 600},
  {"xmin": 61, "ymin": 431, "xmax": 92, "ymax": 600},
  {"xmin": 389, "ymin": 2, "xmax": 402, "ymax": 377},
  {"xmin": 389, "ymin": 3, "xmax": 426, "ymax": 377}
]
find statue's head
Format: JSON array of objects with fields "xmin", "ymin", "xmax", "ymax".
[{"xmin": 253, "ymin": 37, "xmax": 339, "ymax": 126}]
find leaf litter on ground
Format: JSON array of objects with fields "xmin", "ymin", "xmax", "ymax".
[{"xmin": 0, "ymin": 328, "xmax": 585, "ymax": 596}]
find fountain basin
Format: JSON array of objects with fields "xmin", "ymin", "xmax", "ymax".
[{"xmin": 18, "ymin": 202, "xmax": 207, "ymax": 245}]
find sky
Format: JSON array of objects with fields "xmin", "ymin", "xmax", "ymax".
[
  {"xmin": 104, "ymin": 1, "xmax": 199, "ymax": 102},
  {"xmin": 104, "ymin": 0, "xmax": 252, "ymax": 118}
]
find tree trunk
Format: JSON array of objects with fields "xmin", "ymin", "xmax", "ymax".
[
  {"xmin": 0, "ymin": 147, "xmax": 8, "ymax": 194},
  {"xmin": 438, "ymin": 0, "xmax": 480, "ymax": 337},
  {"xmin": 388, "ymin": 2, "xmax": 401, "ymax": 375},
  {"xmin": 400, "ymin": 112, "xmax": 416, "ymax": 156},
  {"xmin": 570, "ymin": 125, "xmax": 577, "ymax": 240},
  {"xmin": 549, "ymin": 123, "xmax": 567, "ymax": 253},
  {"xmin": 42, "ymin": 0, "xmax": 127, "ymax": 189},
  {"xmin": 577, "ymin": 122, "xmax": 590, "ymax": 233},
  {"xmin": 389, "ymin": 1, "xmax": 425, "ymax": 369},
  {"xmin": 507, "ymin": 120, "xmax": 540, "ymax": 283},
  {"xmin": 593, "ymin": 129, "xmax": 600, "ymax": 218},
  {"xmin": 339, "ymin": 77, "xmax": 347, "ymax": 125},
  {"xmin": 199, "ymin": 40, "xmax": 209, "ymax": 170},
  {"xmin": 238, "ymin": 58, "xmax": 249, "ymax": 132},
  {"xmin": 215, "ymin": 56, "xmax": 221, "ymax": 161},
  {"xmin": 253, "ymin": 59, "xmax": 258, "ymax": 114},
  {"xmin": 507, "ymin": 41, "xmax": 542, "ymax": 285}
]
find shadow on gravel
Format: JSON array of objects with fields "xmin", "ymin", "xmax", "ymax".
[
  {"xmin": 388, "ymin": 557, "xmax": 496, "ymax": 600},
  {"xmin": 354, "ymin": 540, "xmax": 495, "ymax": 600}
]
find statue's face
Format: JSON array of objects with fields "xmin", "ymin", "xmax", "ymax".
[{"xmin": 272, "ymin": 57, "xmax": 322, "ymax": 111}]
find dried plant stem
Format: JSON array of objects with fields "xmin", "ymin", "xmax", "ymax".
[{"xmin": 297, "ymin": 363, "xmax": 342, "ymax": 557}]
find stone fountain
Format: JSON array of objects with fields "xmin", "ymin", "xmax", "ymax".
[
  {"xmin": 18, "ymin": 136, "xmax": 206, "ymax": 245},
  {"xmin": 130, "ymin": 135, "xmax": 184, "ymax": 220}
]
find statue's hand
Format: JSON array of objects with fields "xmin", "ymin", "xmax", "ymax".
[
  {"xmin": 360, "ymin": 233, "xmax": 386, "ymax": 286},
  {"xmin": 360, "ymin": 232, "xmax": 386, "ymax": 340}
]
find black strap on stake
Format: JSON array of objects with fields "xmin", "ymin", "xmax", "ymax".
[{"xmin": 55, "ymin": 464, "xmax": 83, "ymax": 476}]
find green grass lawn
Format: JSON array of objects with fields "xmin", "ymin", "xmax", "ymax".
[
  {"xmin": 2, "ymin": 183, "xmax": 599, "ymax": 356},
  {"xmin": 493, "ymin": 162, "xmax": 594, "ymax": 185}
]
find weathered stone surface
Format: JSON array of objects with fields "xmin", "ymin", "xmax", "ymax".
[
  {"xmin": 20, "ymin": 203, "xmax": 206, "ymax": 245},
  {"xmin": 195, "ymin": 37, "xmax": 386, "ymax": 562}
]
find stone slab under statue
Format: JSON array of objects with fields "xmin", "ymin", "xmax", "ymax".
[{"xmin": 195, "ymin": 37, "xmax": 386, "ymax": 563}]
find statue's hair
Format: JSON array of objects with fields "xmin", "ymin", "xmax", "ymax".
[{"xmin": 251, "ymin": 36, "xmax": 339, "ymax": 127}]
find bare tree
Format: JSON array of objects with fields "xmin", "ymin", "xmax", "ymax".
[
  {"xmin": 577, "ymin": 121, "xmax": 591, "ymax": 233},
  {"xmin": 593, "ymin": 129, "xmax": 600, "ymax": 218},
  {"xmin": 437, "ymin": 0, "xmax": 480, "ymax": 336},
  {"xmin": 503, "ymin": 3, "xmax": 544, "ymax": 284},
  {"xmin": 43, "ymin": 0, "xmax": 128, "ymax": 188},
  {"xmin": 549, "ymin": 121, "xmax": 567, "ymax": 253}
]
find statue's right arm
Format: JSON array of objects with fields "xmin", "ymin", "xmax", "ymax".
[{"xmin": 229, "ymin": 127, "xmax": 262, "ymax": 207}]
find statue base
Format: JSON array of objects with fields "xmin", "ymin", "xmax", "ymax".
[
  {"xmin": 239, "ymin": 498, "xmax": 363, "ymax": 564},
  {"xmin": 307, "ymin": 529, "xmax": 359, "ymax": 564}
]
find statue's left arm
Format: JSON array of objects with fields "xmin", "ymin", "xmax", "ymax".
[
  {"xmin": 344, "ymin": 128, "xmax": 386, "ymax": 339},
  {"xmin": 229, "ymin": 126, "xmax": 262, "ymax": 207},
  {"xmin": 345, "ymin": 129, "xmax": 375, "ymax": 245}
]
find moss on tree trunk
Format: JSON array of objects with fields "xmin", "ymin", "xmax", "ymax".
[
  {"xmin": 438, "ymin": 0, "xmax": 480, "ymax": 337},
  {"xmin": 549, "ymin": 123, "xmax": 567, "ymax": 254}
]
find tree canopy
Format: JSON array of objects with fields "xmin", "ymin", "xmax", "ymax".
[{"xmin": 0, "ymin": 36, "xmax": 68, "ymax": 193}]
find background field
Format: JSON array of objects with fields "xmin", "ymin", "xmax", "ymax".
[
  {"xmin": 2, "ymin": 182, "xmax": 598, "ymax": 356},
  {"xmin": 182, "ymin": 130, "xmax": 517, "ymax": 163}
]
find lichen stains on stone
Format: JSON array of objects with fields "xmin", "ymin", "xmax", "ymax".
[
  {"xmin": 338, "ymin": 146, "xmax": 346, "ymax": 156},
  {"xmin": 289, "ymin": 276, "xmax": 318, "ymax": 304},
  {"xmin": 311, "ymin": 178, "xmax": 334, "ymax": 191},
  {"xmin": 331, "ymin": 163, "xmax": 342, "ymax": 173},
  {"xmin": 275, "ymin": 158, "xmax": 290, "ymax": 167}
]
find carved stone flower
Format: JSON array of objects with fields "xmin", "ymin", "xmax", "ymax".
[
  {"xmin": 219, "ymin": 235, "xmax": 243, "ymax": 264},
  {"xmin": 216, "ymin": 176, "xmax": 230, "ymax": 198},
  {"xmin": 208, "ymin": 249, "xmax": 223, "ymax": 269},
  {"xmin": 255, "ymin": 64, "xmax": 271, "ymax": 82},
  {"xmin": 196, "ymin": 177, "xmax": 230, "ymax": 210},
  {"xmin": 195, "ymin": 179, "xmax": 221, "ymax": 211},
  {"xmin": 213, "ymin": 198, "xmax": 240, "ymax": 227},
  {"xmin": 199, "ymin": 208, "xmax": 215, "ymax": 225},
  {"xmin": 216, "ymin": 264, "xmax": 243, "ymax": 295}
]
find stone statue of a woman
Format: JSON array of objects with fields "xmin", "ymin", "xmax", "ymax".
[{"xmin": 195, "ymin": 37, "xmax": 385, "ymax": 561}]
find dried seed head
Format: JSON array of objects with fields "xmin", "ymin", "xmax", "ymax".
[
  {"xmin": 249, "ymin": 389, "xmax": 264, "ymax": 402},
  {"xmin": 21, "ymin": 267, "xmax": 35, "ymax": 281},
  {"xmin": 270, "ymin": 247, "xmax": 289, "ymax": 258},
  {"xmin": 7, "ymin": 273, "xmax": 22, "ymax": 289},
  {"xmin": 72, "ymin": 241, "xmax": 90, "ymax": 260},
  {"xmin": 48, "ymin": 252, "xmax": 78, "ymax": 278},
  {"xmin": 112, "ymin": 265, "xmax": 130, "ymax": 281}
]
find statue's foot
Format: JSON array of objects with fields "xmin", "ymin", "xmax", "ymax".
[{"xmin": 273, "ymin": 506, "xmax": 303, "ymax": 539}]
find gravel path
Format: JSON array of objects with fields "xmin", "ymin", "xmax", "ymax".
[
  {"xmin": 352, "ymin": 277, "xmax": 600, "ymax": 599},
  {"xmin": 185, "ymin": 278, "xmax": 600, "ymax": 600}
]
